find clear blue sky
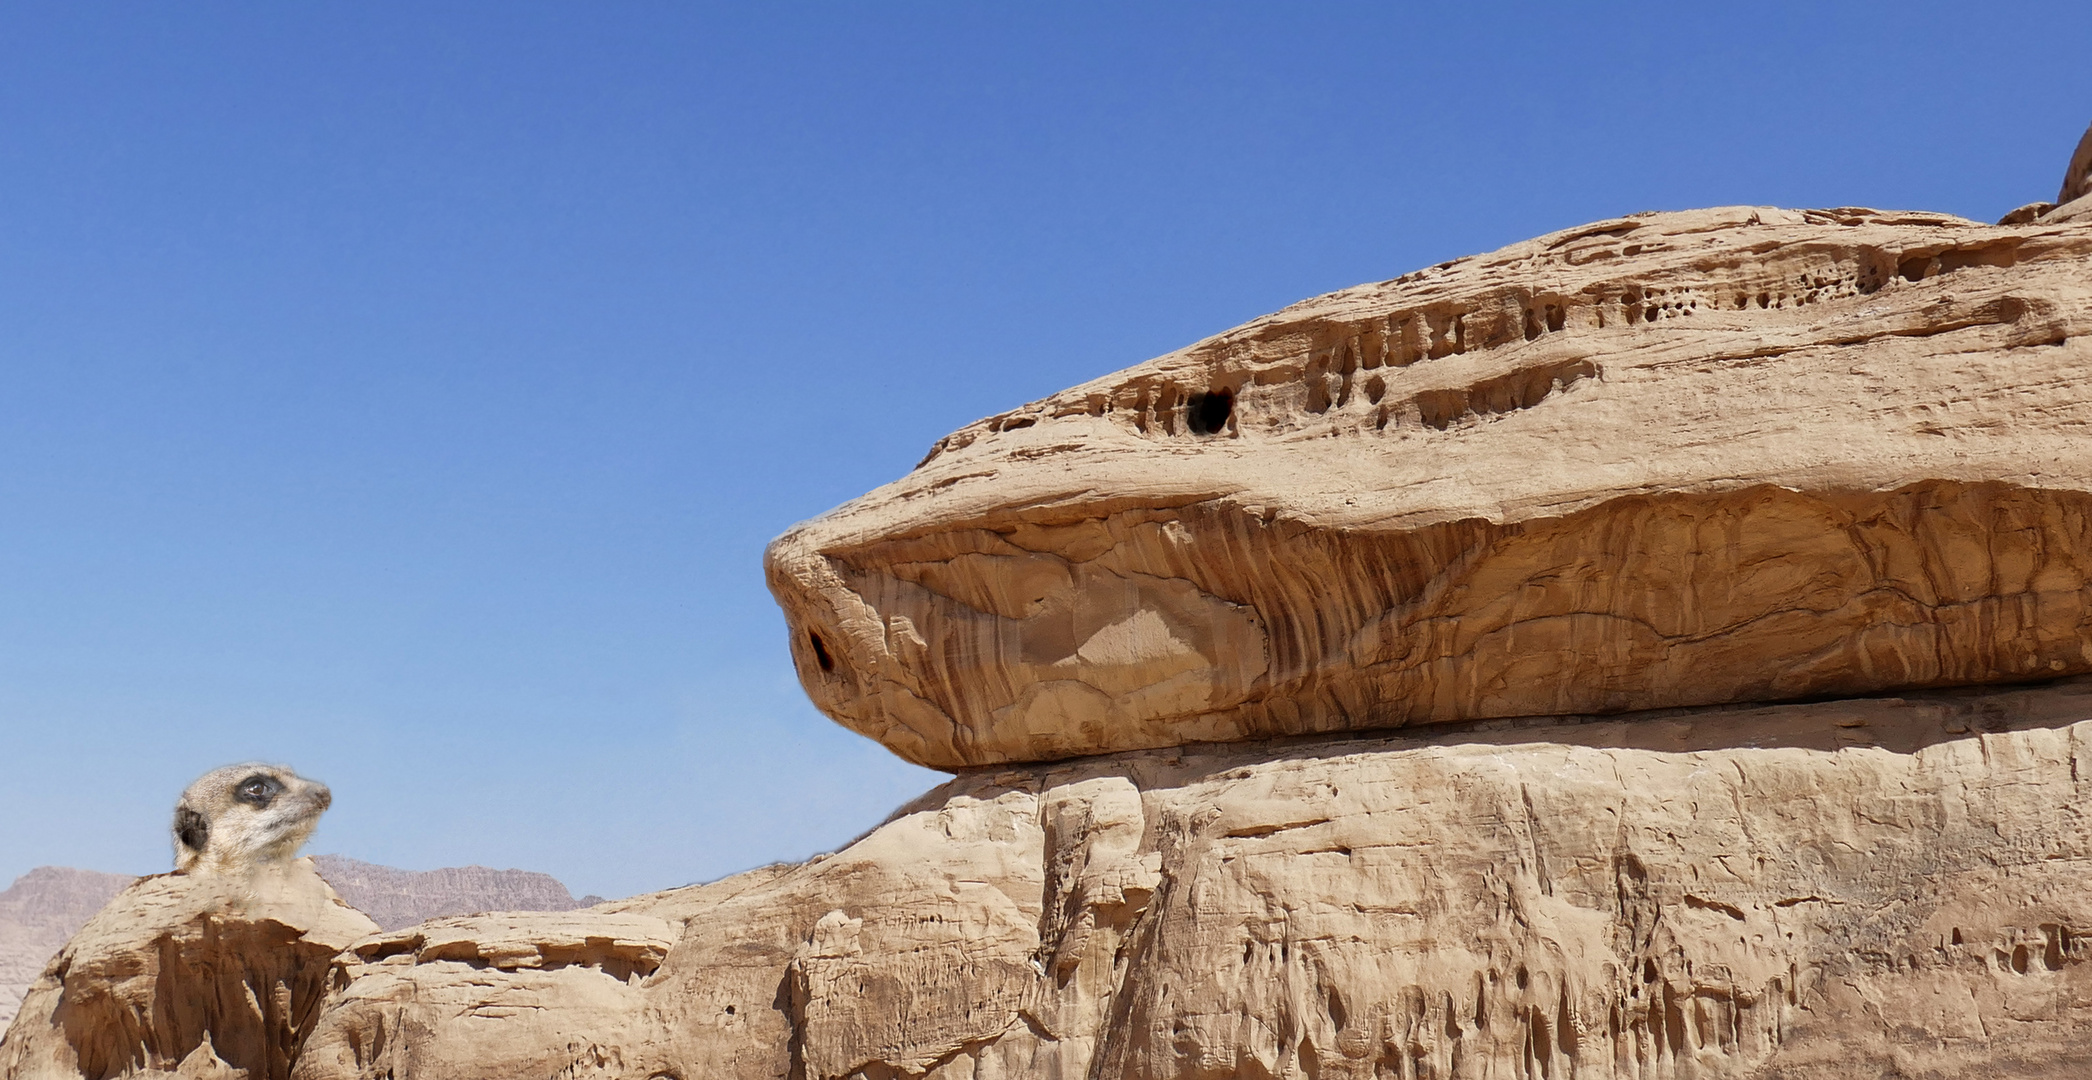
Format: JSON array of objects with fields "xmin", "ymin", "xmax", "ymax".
[{"xmin": 1, "ymin": 3, "xmax": 2085, "ymax": 900}]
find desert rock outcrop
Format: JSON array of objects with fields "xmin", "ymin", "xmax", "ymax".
[
  {"xmin": 2058, "ymin": 121, "xmax": 2092, "ymax": 209},
  {"xmin": 0, "ymin": 857, "xmax": 603, "ymax": 1038},
  {"xmin": 0, "ymin": 860, "xmax": 376, "ymax": 1080},
  {"xmin": 292, "ymin": 679, "xmax": 2092, "ymax": 1080},
  {"xmin": 24, "ymin": 126, "xmax": 2092, "ymax": 1080},
  {"xmin": 768, "ymin": 204, "xmax": 2092, "ymax": 769}
]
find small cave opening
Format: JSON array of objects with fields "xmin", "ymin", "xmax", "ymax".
[
  {"xmin": 1187, "ymin": 389, "xmax": 1234, "ymax": 435},
  {"xmin": 808, "ymin": 630, "xmax": 835, "ymax": 673}
]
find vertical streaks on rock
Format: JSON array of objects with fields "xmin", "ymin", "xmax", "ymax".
[
  {"xmin": 0, "ymin": 864, "xmax": 375, "ymax": 1080},
  {"xmin": 279, "ymin": 680, "xmax": 2092, "ymax": 1079},
  {"xmin": 769, "ymin": 207, "xmax": 2092, "ymax": 768},
  {"xmin": 783, "ymin": 479, "xmax": 2092, "ymax": 768}
]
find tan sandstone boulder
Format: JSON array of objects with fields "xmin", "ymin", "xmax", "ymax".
[
  {"xmin": 0, "ymin": 860, "xmax": 377, "ymax": 1080},
  {"xmin": 291, "ymin": 677, "xmax": 2092, "ymax": 1080},
  {"xmin": 768, "ymin": 202, "xmax": 2092, "ymax": 769}
]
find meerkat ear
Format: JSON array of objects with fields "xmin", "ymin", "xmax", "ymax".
[{"xmin": 174, "ymin": 806, "xmax": 210, "ymax": 852}]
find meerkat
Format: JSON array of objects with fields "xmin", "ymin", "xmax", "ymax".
[{"xmin": 172, "ymin": 763, "xmax": 334, "ymax": 875}]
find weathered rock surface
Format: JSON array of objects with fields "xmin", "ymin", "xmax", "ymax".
[
  {"xmin": 32, "ymin": 129, "xmax": 2092, "ymax": 1080},
  {"xmin": 0, "ymin": 860, "xmax": 376, "ymax": 1080},
  {"xmin": 290, "ymin": 678, "xmax": 2092, "ymax": 1080},
  {"xmin": 2059, "ymin": 122, "xmax": 2092, "ymax": 208},
  {"xmin": 0, "ymin": 871, "xmax": 136, "ymax": 1033},
  {"xmin": 769, "ymin": 204, "xmax": 2092, "ymax": 769},
  {"xmin": 0, "ymin": 857, "xmax": 603, "ymax": 1039},
  {"xmin": 294, "ymin": 909, "xmax": 686, "ymax": 1080}
]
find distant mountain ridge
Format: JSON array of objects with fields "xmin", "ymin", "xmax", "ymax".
[
  {"xmin": 0, "ymin": 868, "xmax": 135, "ymax": 1033},
  {"xmin": 310, "ymin": 855, "xmax": 604, "ymax": 931},
  {"xmin": 0, "ymin": 857, "xmax": 602, "ymax": 1030}
]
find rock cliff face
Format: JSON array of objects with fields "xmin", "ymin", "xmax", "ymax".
[
  {"xmin": 0, "ymin": 861, "xmax": 376, "ymax": 1080},
  {"xmin": 292, "ymin": 680, "xmax": 2092, "ymax": 1080},
  {"xmin": 16, "ymin": 124, "xmax": 2092, "ymax": 1080},
  {"xmin": 0, "ymin": 858, "xmax": 602, "ymax": 1037},
  {"xmin": 768, "ymin": 204, "xmax": 2092, "ymax": 769}
]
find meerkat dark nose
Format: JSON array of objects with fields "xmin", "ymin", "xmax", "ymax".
[{"xmin": 312, "ymin": 784, "xmax": 332, "ymax": 811}]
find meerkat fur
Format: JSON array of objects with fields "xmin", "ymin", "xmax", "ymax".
[{"xmin": 172, "ymin": 763, "xmax": 334, "ymax": 875}]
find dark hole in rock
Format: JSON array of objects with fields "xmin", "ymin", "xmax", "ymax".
[
  {"xmin": 809, "ymin": 631, "xmax": 835, "ymax": 673},
  {"xmin": 1187, "ymin": 389, "xmax": 1234, "ymax": 435}
]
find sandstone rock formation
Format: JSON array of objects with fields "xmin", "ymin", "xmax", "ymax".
[
  {"xmin": 0, "ymin": 857, "xmax": 603, "ymax": 1040},
  {"xmin": 295, "ymin": 908, "xmax": 687, "ymax": 1079},
  {"xmin": 290, "ymin": 678, "xmax": 2092, "ymax": 1080},
  {"xmin": 24, "ymin": 126, "xmax": 2092, "ymax": 1080},
  {"xmin": 2059, "ymin": 121, "xmax": 2092, "ymax": 209},
  {"xmin": 0, "ymin": 860, "xmax": 376, "ymax": 1080},
  {"xmin": 309, "ymin": 855, "xmax": 604, "ymax": 932},
  {"xmin": 769, "ymin": 203, "xmax": 2092, "ymax": 769},
  {"xmin": 0, "ymin": 870, "xmax": 135, "ymax": 1033}
]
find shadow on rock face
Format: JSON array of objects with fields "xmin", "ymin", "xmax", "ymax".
[{"xmin": 0, "ymin": 860, "xmax": 375, "ymax": 1080}]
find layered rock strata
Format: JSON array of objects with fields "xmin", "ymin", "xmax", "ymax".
[
  {"xmin": 0, "ymin": 857, "xmax": 603, "ymax": 1036},
  {"xmin": 0, "ymin": 860, "xmax": 375, "ymax": 1080},
  {"xmin": 23, "ymin": 129, "xmax": 2092, "ymax": 1080},
  {"xmin": 768, "ymin": 203, "xmax": 2092, "ymax": 769},
  {"xmin": 291, "ymin": 679, "xmax": 2092, "ymax": 1080}
]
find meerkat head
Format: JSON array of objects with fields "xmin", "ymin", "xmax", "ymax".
[{"xmin": 172, "ymin": 763, "xmax": 333, "ymax": 875}]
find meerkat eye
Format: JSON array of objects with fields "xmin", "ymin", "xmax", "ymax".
[{"xmin": 234, "ymin": 774, "xmax": 284, "ymax": 808}]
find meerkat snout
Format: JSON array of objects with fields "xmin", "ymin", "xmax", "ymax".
[{"xmin": 172, "ymin": 763, "xmax": 333, "ymax": 875}]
